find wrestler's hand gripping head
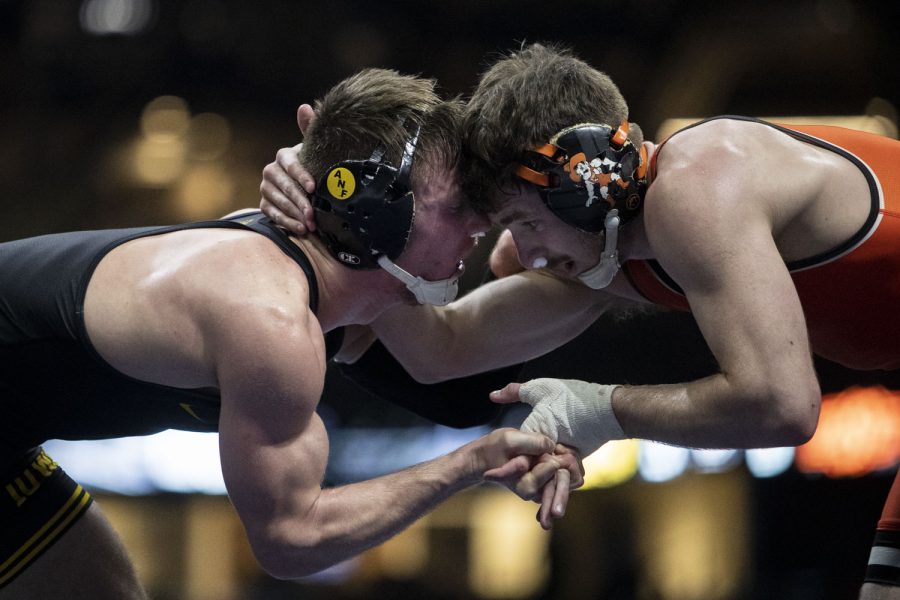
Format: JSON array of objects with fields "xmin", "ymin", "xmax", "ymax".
[
  {"xmin": 312, "ymin": 125, "xmax": 461, "ymax": 305},
  {"xmin": 516, "ymin": 121, "xmax": 648, "ymax": 288}
]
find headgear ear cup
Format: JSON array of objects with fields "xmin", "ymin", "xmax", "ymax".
[
  {"xmin": 517, "ymin": 122, "xmax": 647, "ymax": 232},
  {"xmin": 312, "ymin": 124, "xmax": 421, "ymax": 269}
]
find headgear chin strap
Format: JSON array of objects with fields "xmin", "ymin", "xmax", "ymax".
[
  {"xmin": 377, "ymin": 255, "xmax": 464, "ymax": 306},
  {"xmin": 517, "ymin": 120, "xmax": 647, "ymax": 233},
  {"xmin": 578, "ymin": 210, "xmax": 620, "ymax": 289}
]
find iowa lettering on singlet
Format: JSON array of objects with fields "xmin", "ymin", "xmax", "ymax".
[{"xmin": 5, "ymin": 450, "xmax": 59, "ymax": 508}]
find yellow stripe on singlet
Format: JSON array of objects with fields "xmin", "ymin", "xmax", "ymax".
[{"xmin": 0, "ymin": 485, "xmax": 92, "ymax": 585}]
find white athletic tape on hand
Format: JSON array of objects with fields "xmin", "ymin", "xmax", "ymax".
[{"xmin": 518, "ymin": 378, "xmax": 624, "ymax": 455}]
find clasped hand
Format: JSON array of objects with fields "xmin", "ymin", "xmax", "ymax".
[{"xmin": 483, "ymin": 440, "xmax": 584, "ymax": 530}]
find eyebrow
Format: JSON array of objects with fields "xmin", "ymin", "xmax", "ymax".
[{"xmin": 496, "ymin": 210, "xmax": 530, "ymax": 227}]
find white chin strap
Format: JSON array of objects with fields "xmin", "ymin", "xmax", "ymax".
[
  {"xmin": 578, "ymin": 210, "xmax": 621, "ymax": 290},
  {"xmin": 376, "ymin": 255, "xmax": 463, "ymax": 306}
]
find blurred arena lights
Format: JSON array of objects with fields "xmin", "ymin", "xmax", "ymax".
[
  {"xmin": 325, "ymin": 425, "xmax": 489, "ymax": 483},
  {"xmin": 745, "ymin": 447, "xmax": 796, "ymax": 478},
  {"xmin": 796, "ymin": 386, "xmax": 900, "ymax": 477},
  {"xmin": 639, "ymin": 441, "xmax": 691, "ymax": 483},
  {"xmin": 690, "ymin": 448, "xmax": 741, "ymax": 474},
  {"xmin": 132, "ymin": 135, "xmax": 187, "ymax": 186},
  {"xmin": 41, "ymin": 386, "xmax": 900, "ymax": 497},
  {"xmin": 173, "ymin": 163, "xmax": 234, "ymax": 221},
  {"xmin": 44, "ymin": 430, "xmax": 225, "ymax": 495},
  {"xmin": 141, "ymin": 95, "xmax": 191, "ymax": 141},
  {"xmin": 371, "ymin": 520, "xmax": 430, "ymax": 580},
  {"xmin": 129, "ymin": 95, "xmax": 236, "ymax": 217},
  {"xmin": 581, "ymin": 438, "xmax": 639, "ymax": 489},
  {"xmin": 133, "ymin": 95, "xmax": 190, "ymax": 186},
  {"xmin": 639, "ymin": 473, "xmax": 750, "ymax": 600},
  {"xmin": 469, "ymin": 492, "xmax": 550, "ymax": 599},
  {"xmin": 187, "ymin": 112, "xmax": 232, "ymax": 161},
  {"xmin": 79, "ymin": 0, "xmax": 156, "ymax": 36}
]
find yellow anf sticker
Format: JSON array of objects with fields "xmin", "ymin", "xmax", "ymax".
[{"xmin": 326, "ymin": 167, "xmax": 356, "ymax": 200}]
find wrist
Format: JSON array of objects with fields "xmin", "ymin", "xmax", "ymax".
[
  {"xmin": 519, "ymin": 378, "xmax": 625, "ymax": 455},
  {"xmin": 446, "ymin": 443, "xmax": 484, "ymax": 489},
  {"xmin": 589, "ymin": 383, "xmax": 625, "ymax": 441}
]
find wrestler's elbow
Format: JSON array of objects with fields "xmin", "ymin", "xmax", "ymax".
[
  {"xmin": 746, "ymin": 377, "xmax": 820, "ymax": 446},
  {"xmin": 400, "ymin": 349, "xmax": 470, "ymax": 384},
  {"xmin": 249, "ymin": 523, "xmax": 326, "ymax": 579},
  {"xmin": 774, "ymin": 385, "xmax": 820, "ymax": 446},
  {"xmin": 378, "ymin": 333, "xmax": 464, "ymax": 384}
]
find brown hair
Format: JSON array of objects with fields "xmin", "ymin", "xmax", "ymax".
[
  {"xmin": 462, "ymin": 43, "xmax": 641, "ymax": 212},
  {"xmin": 300, "ymin": 68, "xmax": 464, "ymax": 191}
]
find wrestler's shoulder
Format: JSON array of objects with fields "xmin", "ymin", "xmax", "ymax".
[
  {"xmin": 661, "ymin": 118, "xmax": 778, "ymax": 163},
  {"xmin": 151, "ymin": 229, "xmax": 316, "ymax": 322}
]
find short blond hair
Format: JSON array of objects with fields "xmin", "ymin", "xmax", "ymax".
[{"xmin": 300, "ymin": 68, "xmax": 464, "ymax": 191}]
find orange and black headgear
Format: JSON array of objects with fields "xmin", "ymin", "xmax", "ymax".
[{"xmin": 517, "ymin": 121, "xmax": 648, "ymax": 233}]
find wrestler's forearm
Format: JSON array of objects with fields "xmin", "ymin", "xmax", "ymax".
[
  {"xmin": 613, "ymin": 373, "xmax": 818, "ymax": 448},
  {"xmin": 374, "ymin": 271, "xmax": 610, "ymax": 383},
  {"xmin": 242, "ymin": 451, "xmax": 480, "ymax": 579},
  {"xmin": 285, "ymin": 449, "xmax": 476, "ymax": 576},
  {"xmin": 258, "ymin": 429, "xmax": 556, "ymax": 579}
]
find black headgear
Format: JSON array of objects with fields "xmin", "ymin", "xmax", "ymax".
[
  {"xmin": 516, "ymin": 121, "xmax": 647, "ymax": 233},
  {"xmin": 313, "ymin": 124, "xmax": 420, "ymax": 269}
]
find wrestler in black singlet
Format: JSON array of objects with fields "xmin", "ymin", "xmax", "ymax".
[
  {"xmin": 0, "ymin": 211, "xmax": 347, "ymax": 586},
  {"xmin": 0, "ymin": 211, "xmax": 343, "ymax": 457}
]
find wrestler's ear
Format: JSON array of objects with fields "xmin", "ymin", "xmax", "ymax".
[{"xmin": 296, "ymin": 104, "xmax": 316, "ymax": 136}]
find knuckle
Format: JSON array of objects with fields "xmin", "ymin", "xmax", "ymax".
[{"xmin": 519, "ymin": 480, "xmax": 537, "ymax": 498}]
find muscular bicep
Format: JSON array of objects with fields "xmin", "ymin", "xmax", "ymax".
[
  {"xmin": 210, "ymin": 305, "xmax": 329, "ymax": 568},
  {"xmin": 218, "ymin": 382, "xmax": 327, "ymax": 549},
  {"xmin": 682, "ymin": 227, "xmax": 809, "ymax": 383},
  {"xmin": 646, "ymin": 171, "xmax": 819, "ymax": 411}
]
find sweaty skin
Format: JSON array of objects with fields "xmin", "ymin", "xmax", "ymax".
[{"xmin": 260, "ymin": 118, "xmax": 872, "ymax": 448}]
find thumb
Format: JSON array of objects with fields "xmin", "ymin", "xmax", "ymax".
[
  {"xmin": 510, "ymin": 430, "xmax": 556, "ymax": 456},
  {"xmin": 484, "ymin": 456, "xmax": 529, "ymax": 481},
  {"xmin": 490, "ymin": 382, "xmax": 522, "ymax": 405}
]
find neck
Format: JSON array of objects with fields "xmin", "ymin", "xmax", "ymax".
[{"xmin": 290, "ymin": 235, "xmax": 408, "ymax": 332}]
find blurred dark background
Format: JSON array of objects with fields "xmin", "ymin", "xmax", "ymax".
[
  {"xmin": 2, "ymin": 0, "xmax": 899, "ymax": 598},
  {"xmin": 1, "ymin": 0, "xmax": 897, "ymax": 239}
]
